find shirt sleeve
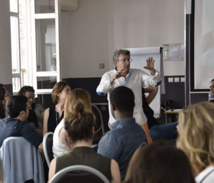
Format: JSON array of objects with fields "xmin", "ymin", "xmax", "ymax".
[
  {"xmin": 17, "ymin": 121, "xmax": 43, "ymax": 148},
  {"xmin": 97, "ymin": 132, "xmax": 123, "ymax": 161},
  {"xmin": 141, "ymin": 70, "xmax": 162, "ymax": 88},
  {"xmin": 96, "ymin": 72, "xmax": 113, "ymax": 96}
]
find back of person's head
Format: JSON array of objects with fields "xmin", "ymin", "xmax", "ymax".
[
  {"xmin": 124, "ymin": 141, "xmax": 195, "ymax": 183},
  {"xmin": 18, "ymin": 85, "xmax": 35, "ymax": 96},
  {"xmin": 6, "ymin": 96, "xmax": 28, "ymax": 118},
  {"xmin": 110, "ymin": 86, "xmax": 135, "ymax": 114},
  {"xmin": 64, "ymin": 99, "xmax": 95, "ymax": 144},
  {"xmin": 64, "ymin": 88, "xmax": 92, "ymax": 120},
  {"xmin": 0, "ymin": 84, "xmax": 5, "ymax": 101},
  {"xmin": 176, "ymin": 101, "xmax": 214, "ymax": 175},
  {"xmin": 51, "ymin": 80, "xmax": 71, "ymax": 103},
  {"xmin": 113, "ymin": 49, "xmax": 130, "ymax": 61}
]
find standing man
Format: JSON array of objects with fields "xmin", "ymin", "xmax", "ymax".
[
  {"xmin": 96, "ymin": 49, "xmax": 161, "ymax": 142},
  {"xmin": 97, "ymin": 86, "xmax": 147, "ymax": 180},
  {"xmin": 209, "ymin": 79, "xmax": 214, "ymax": 102}
]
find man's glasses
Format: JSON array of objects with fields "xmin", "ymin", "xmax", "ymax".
[
  {"xmin": 118, "ymin": 59, "xmax": 132, "ymax": 63},
  {"xmin": 210, "ymin": 85, "xmax": 214, "ymax": 89}
]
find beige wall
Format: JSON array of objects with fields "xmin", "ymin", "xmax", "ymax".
[
  {"xmin": 0, "ymin": 0, "xmax": 12, "ymax": 84},
  {"xmin": 60, "ymin": 0, "xmax": 185, "ymax": 78}
]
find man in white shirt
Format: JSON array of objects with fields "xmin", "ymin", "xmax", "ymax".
[{"xmin": 96, "ymin": 49, "xmax": 161, "ymax": 142}]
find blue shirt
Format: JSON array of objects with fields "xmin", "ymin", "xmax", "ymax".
[
  {"xmin": 97, "ymin": 118, "xmax": 147, "ymax": 179},
  {"xmin": 0, "ymin": 117, "xmax": 43, "ymax": 148}
]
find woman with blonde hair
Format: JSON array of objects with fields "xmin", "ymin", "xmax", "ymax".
[
  {"xmin": 52, "ymin": 88, "xmax": 92, "ymax": 157},
  {"xmin": 49, "ymin": 98, "xmax": 121, "ymax": 182},
  {"xmin": 177, "ymin": 101, "xmax": 214, "ymax": 183},
  {"xmin": 43, "ymin": 80, "xmax": 71, "ymax": 134}
]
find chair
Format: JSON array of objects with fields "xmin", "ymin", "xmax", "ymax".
[
  {"xmin": 92, "ymin": 104, "xmax": 105, "ymax": 144},
  {"xmin": 43, "ymin": 132, "xmax": 54, "ymax": 167},
  {"xmin": 0, "ymin": 137, "xmax": 44, "ymax": 183},
  {"xmin": 49, "ymin": 165, "xmax": 110, "ymax": 183}
]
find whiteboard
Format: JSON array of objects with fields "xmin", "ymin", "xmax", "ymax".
[{"xmin": 128, "ymin": 47, "xmax": 164, "ymax": 118}]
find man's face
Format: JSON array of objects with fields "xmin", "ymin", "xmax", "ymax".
[
  {"xmin": 210, "ymin": 81, "xmax": 214, "ymax": 95},
  {"xmin": 114, "ymin": 54, "xmax": 130, "ymax": 74},
  {"xmin": 25, "ymin": 91, "xmax": 35, "ymax": 106}
]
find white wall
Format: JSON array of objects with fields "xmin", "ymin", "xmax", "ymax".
[
  {"xmin": 60, "ymin": 0, "xmax": 185, "ymax": 78},
  {"xmin": 0, "ymin": 0, "xmax": 12, "ymax": 84}
]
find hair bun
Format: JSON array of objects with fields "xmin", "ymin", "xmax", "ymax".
[{"xmin": 74, "ymin": 99, "xmax": 84, "ymax": 113}]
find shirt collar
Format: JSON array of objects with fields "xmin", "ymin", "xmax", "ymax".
[{"xmin": 111, "ymin": 117, "xmax": 135, "ymax": 129}]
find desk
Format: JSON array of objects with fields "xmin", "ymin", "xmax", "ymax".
[{"xmin": 164, "ymin": 109, "xmax": 182, "ymax": 123}]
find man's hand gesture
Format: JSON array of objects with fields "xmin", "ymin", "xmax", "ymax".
[{"xmin": 144, "ymin": 57, "xmax": 156, "ymax": 75}]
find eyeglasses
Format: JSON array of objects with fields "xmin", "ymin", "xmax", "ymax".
[{"xmin": 118, "ymin": 59, "xmax": 132, "ymax": 63}]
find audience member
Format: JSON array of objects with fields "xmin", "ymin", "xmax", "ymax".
[
  {"xmin": 124, "ymin": 141, "xmax": 195, "ymax": 183},
  {"xmin": 177, "ymin": 101, "xmax": 214, "ymax": 183},
  {"xmin": 96, "ymin": 49, "xmax": 161, "ymax": 143},
  {"xmin": 49, "ymin": 99, "xmax": 121, "ymax": 183},
  {"xmin": 53, "ymin": 88, "xmax": 92, "ymax": 158},
  {"xmin": 18, "ymin": 85, "xmax": 44, "ymax": 134},
  {"xmin": 0, "ymin": 96, "xmax": 43, "ymax": 151},
  {"xmin": 143, "ymin": 87, "xmax": 178, "ymax": 141},
  {"xmin": 209, "ymin": 79, "xmax": 214, "ymax": 102},
  {"xmin": 43, "ymin": 80, "xmax": 71, "ymax": 134},
  {"xmin": 0, "ymin": 83, "xmax": 11, "ymax": 119},
  {"xmin": 98, "ymin": 86, "xmax": 147, "ymax": 180}
]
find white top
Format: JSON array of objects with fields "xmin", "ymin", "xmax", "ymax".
[
  {"xmin": 52, "ymin": 118, "xmax": 69, "ymax": 158},
  {"xmin": 96, "ymin": 68, "xmax": 161, "ymax": 125},
  {"xmin": 195, "ymin": 165, "xmax": 214, "ymax": 183}
]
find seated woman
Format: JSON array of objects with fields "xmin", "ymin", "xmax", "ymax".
[
  {"xmin": 0, "ymin": 83, "xmax": 11, "ymax": 119},
  {"xmin": 177, "ymin": 101, "xmax": 214, "ymax": 183},
  {"xmin": 49, "ymin": 99, "xmax": 121, "ymax": 183},
  {"xmin": 124, "ymin": 141, "xmax": 195, "ymax": 183},
  {"xmin": 43, "ymin": 81, "xmax": 71, "ymax": 134},
  {"xmin": 52, "ymin": 88, "xmax": 92, "ymax": 157}
]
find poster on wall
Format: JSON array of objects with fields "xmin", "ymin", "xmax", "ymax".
[{"xmin": 162, "ymin": 43, "xmax": 184, "ymax": 61}]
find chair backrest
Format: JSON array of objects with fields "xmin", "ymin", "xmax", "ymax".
[
  {"xmin": 43, "ymin": 132, "xmax": 54, "ymax": 167},
  {"xmin": 0, "ymin": 137, "xmax": 44, "ymax": 183},
  {"xmin": 49, "ymin": 165, "xmax": 110, "ymax": 183},
  {"xmin": 92, "ymin": 104, "xmax": 105, "ymax": 144}
]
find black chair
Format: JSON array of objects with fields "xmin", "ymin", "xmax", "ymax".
[
  {"xmin": 49, "ymin": 165, "xmax": 110, "ymax": 183},
  {"xmin": 43, "ymin": 132, "xmax": 54, "ymax": 167},
  {"xmin": 92, "ymin": 104, "xmax": 105, "ymax": 144}
]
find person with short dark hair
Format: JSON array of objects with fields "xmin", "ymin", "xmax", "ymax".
[
  {"xmin": 96, "ymin": 49, "xmax": 161, "ymax": 143},
  {"xmin": 0, "ymin": 96, "xmax": 43, "ymax": 151},
  {"xmin": 98, "ymin": 86, "xmax": 147, "ymax": 180},
  {"xmin": 18, "ymin": 85, "xmax": 44, "ymax": 134},
  {"xmin": 124, "ymin": 141, "xmax": 195, "ymax": 183}
]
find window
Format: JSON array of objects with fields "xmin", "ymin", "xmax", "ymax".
[{"xmin": 9, "ymin": 0, "xmax": 61, "ymax": 94}]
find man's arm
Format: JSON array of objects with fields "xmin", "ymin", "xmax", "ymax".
[
  {"xmin": 141, "ymin": 123, "xmax": 152, "ymax": 144},
  {"xmin": 144, "ymin": 86, "xmax": 158, "ymax": 105},
  {"xmin": 143, "ymin": 57, "xmax": 161, "ymax": 87}
]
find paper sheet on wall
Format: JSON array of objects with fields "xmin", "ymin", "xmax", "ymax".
[{"xmin": 128, "ymin": 47, "xmax": 164, "ymax": 118}]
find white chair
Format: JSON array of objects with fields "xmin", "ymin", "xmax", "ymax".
[
  {"xmin": 43, "ymin": 132, "xmax": 54, "ymax": 167},
  {"xmin": 49, "ymin": 165, "xmax": 110, "ymax": 183},
  {"xmin": 0, "ymin": 137, "xmax": 44, "ymax": 183}
]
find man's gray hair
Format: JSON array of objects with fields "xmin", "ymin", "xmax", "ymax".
[{"xmin": 113, "ymin": 49, "xmax": 130, "ymax": 61}]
